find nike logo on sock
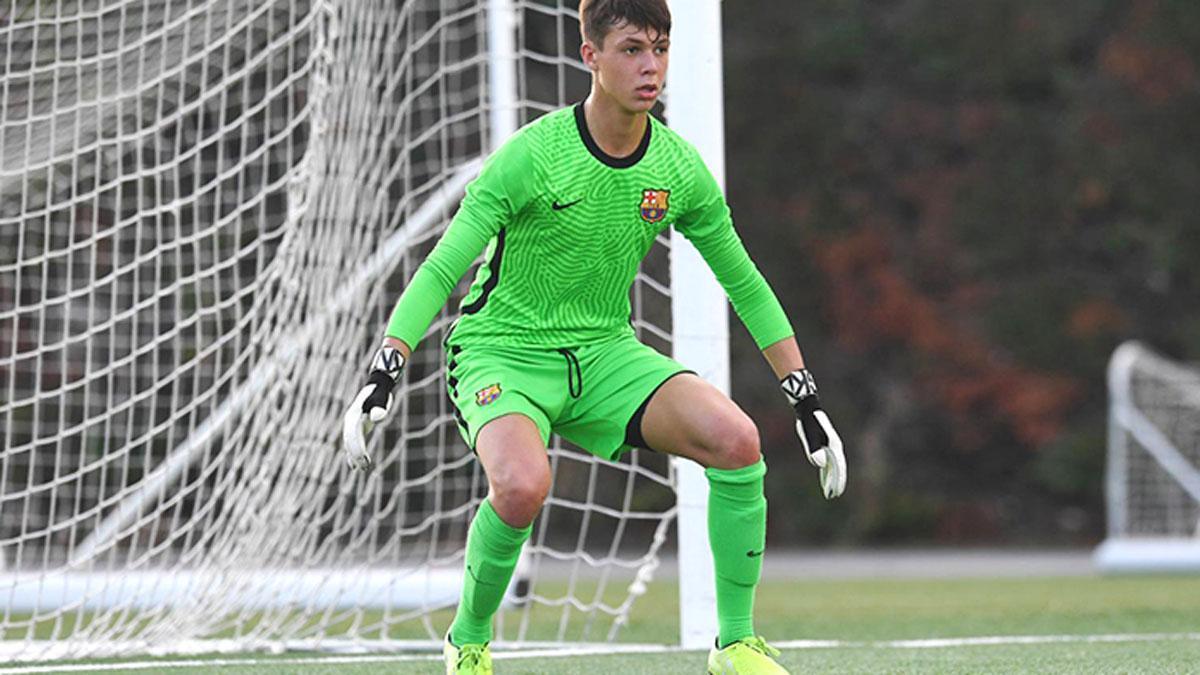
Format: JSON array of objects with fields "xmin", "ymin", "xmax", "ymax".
[
  {"xmin": 746, "ymin": 549, "xmax": 764, "ymax": 557},
  {"xmin": 552, "ymin": 198, "xmax": 583, "ymax": 211}
]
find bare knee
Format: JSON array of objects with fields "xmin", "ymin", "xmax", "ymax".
[
  {"xmin": 476, "ymin": 415, "xmax": 550, "ymax": 527},
  {"xmin": 488, "ymin": 465, "xmax": 550, "ymax": 527},
  {"xmin": 710, "ymin": 415, "xmax": 762, "ymax": 470}
]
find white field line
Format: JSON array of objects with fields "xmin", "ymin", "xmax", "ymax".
[{"xmin": 2, "ymin": 633, "xmax": 1199, "ymax": 673}]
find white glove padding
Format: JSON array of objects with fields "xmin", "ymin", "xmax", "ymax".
[
  {"xmin": 342, "ymin": 383, "xmax": 393, "ymax": 472},
  {"xmin": 799, "ymin": 411, "xmax": 846, "ymax": 499},
  {"xmin": 781, "ymin": 368, "xmax": 847, "ymax": 499},
  {"xmin": 341, "ymin": 346, "xmax": 405, "ymax": 473}
]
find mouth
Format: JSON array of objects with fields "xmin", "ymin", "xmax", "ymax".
[{"xmin": 636, "ymin": 84, "xmax": 659, "ymax": 99}]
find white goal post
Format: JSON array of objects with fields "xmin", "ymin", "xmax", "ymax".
[
  {"xmin": 1094, "ymin": 341, "xmax": 1200, "ymax": 572},
  {"xmin": 0, "ymin": 0, "xmax": 725, "ymax": 661}
]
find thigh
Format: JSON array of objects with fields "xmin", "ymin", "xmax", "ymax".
[
  {"xmin": 637, "ymin": 373, "xmax": 759, "ymax": 470},
  {"xmin": 475, "ymin": 413, "xmax": 550, "ymax": 486}
]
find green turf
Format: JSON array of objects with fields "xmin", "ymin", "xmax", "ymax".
[
  {"xmin": 7, "ymin": 575, "xmax": 1200, "ymax": 673},
  {"xmin": 12, "ymin": 639, "xmax": 1200, "ymax": 674},
  {"xmin": 748, "ymin": 575, "xmax": 1200, "ymax": 641}
]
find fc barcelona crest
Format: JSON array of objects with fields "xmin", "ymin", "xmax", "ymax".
[
  {"xmin": 476, "ymin": 383, "xmax": 502, "ymax": 407},
  {"xmin": 640, "ymin": 189, "xmax": 670, "ymax": 223}
]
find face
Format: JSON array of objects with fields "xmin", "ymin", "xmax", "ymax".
[{"xmin": 582, "ymin": 22, "xmax": 670, "ymax": 113}]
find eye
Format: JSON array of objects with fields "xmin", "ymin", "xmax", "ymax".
[
  {"xmin": 655, "ymin": 46, "xmax": 668, "ymax": 55},
  {"xmin": 625, "ymin": 46, "xmax": 639, "ymax": 55}
]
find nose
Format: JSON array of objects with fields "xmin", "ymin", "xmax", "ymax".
[{"xmin": 640, "ymin": 51, "xmax": 659, "ymax": 75}]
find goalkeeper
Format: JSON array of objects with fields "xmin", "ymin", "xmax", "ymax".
[{"xmin": 343, "ymin": 1, "xmax": 846, "ymax": 673}]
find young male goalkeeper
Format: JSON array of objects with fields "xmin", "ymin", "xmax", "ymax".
[{"xmin": 342, "ymin": 1, "xmax": 846, "ymax": 673}]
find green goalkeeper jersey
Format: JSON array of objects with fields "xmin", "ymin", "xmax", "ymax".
[{"xmin": 386, "ymin": 104, "xmax": 793, "ymax": 350}]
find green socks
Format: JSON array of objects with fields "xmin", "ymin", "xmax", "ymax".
[
  {"xmin": 449, "ymin": 499, "xmax": 533, "ymax": 646},
  {"xmin": 706, "ymin": 459, "xmax": 767, "ymax": 648},
  {"xmin": 450, "ymin": 463, "xmax": 765, "ymax": 648}
]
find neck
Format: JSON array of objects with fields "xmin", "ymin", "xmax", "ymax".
[{"xmin": 583, "ymin": 87, "xmax": 648, "ymax": 158}]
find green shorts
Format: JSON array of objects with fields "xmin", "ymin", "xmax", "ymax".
[{"xmin": 444, "ymin": 333, "xmax": 692, "ymax": 461}]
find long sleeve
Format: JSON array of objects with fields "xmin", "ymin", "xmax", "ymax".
[
  {"xmin": 384, "ymin": 133, "xmax": 534, "ymax": 349},
  {"xmin": 674, "ymin": 150, "xmax": 794, "ymax": 350}
]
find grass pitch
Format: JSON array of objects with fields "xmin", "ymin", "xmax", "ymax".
[{"xmin": 5, "ymin": 574, "xmax": 1200, "ymax": 673}]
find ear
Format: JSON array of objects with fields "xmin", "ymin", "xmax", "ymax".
[{"xmin": 580, "ymin": 40, "xmax": 598, "ymax": 72}]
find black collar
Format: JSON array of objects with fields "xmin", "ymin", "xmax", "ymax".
[{"xmin": 574, "ymin": 102, "xmax": 652, "ymax": 169}]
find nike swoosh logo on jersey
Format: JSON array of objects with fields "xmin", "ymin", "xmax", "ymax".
[{"xmin": 552, "ymin": 198, "xmax": 583, "ymax": 211}]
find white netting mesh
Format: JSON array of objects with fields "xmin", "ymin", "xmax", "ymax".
[
  {"xmin": 0, "ymin": 0, "xmax": 677, "ymax": 660},
  {"xmin": 1104, "ymin": 341, "xmax": 1200, "ymax": 540},
  {"xmin": 1108, "ymin": 343, "xmax": 1200, "ymax": 540}
]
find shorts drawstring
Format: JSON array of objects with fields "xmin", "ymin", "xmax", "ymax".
[{"xmin": 557, "ymin": 348, "xmax": 582, "ymax": 399}]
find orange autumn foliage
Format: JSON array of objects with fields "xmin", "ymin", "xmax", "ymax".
[
  {"xmin": 818, "ymin": 229, "xmax": 1081, "ymax": 447},
  {"xmin": 1100, "ymin": 0, "xmax": 1197, "ymax": 106}
]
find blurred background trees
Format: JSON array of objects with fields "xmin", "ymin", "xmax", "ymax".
[{"xmin": 719, "ymin": 0, "xmax": 1200, "ymax": 546}]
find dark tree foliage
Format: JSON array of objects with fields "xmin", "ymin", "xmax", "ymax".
[{"xmin": 720, "ymin": 0, "xmax": 1200, "ymax": 545}]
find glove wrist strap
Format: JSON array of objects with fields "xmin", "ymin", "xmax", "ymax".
[
  {"xmin": 780, "ymin": 368, "xmax": 818, "ymax": 407},
  {"xmin": 369, "ymin": 346, "xmax": 406, "ymax": 383}
]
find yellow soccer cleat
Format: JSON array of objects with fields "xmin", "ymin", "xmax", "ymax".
[
  {"xmin": 444, "ymin": 632, "xmax": 493, "ymax": 675},
  {"xmin": 707, "ymin": 636, "xmax": 789, "ymax": 674}
]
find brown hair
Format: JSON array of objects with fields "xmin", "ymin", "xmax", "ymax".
[{"xmin": 579, "ymin": 0, "xmax": 671, "ymax": 49}]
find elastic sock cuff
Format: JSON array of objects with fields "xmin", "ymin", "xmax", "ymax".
[
  {"xmin": 705, "ymin": 458, "xmax": 766, "ymax": 485},
  {"xmin": 477, "ymin": 499, "xmax": 533, "ymax": 547}
]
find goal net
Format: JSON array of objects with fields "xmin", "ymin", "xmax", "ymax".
[
  {"xmin": 1095, "ymin": 341, "xmax": 1200, "ymax": 572},
  {"xmin": 0, "ymin": 0, "xmax": 693, "ymax": 661}
]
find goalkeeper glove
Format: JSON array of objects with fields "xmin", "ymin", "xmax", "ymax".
[
  {"xmin": 780, "ymin": 368, "xmax": 847, "ymax": 499},
  {"xmin": 341, "ymin": 345, "xmax": 405, "ymax": 472}
]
